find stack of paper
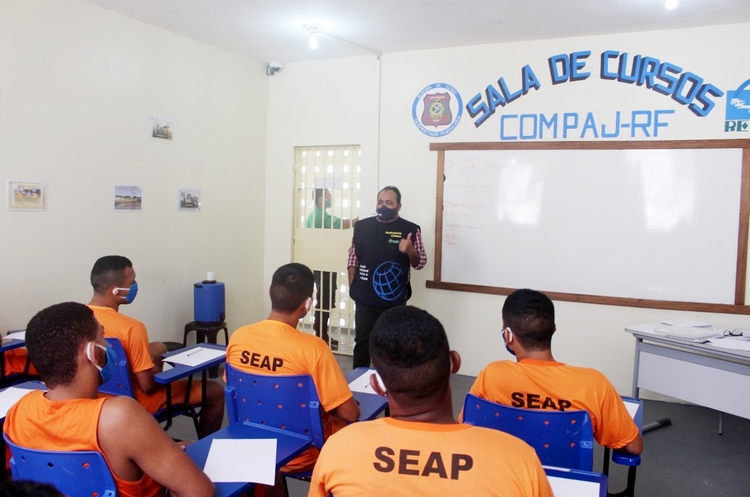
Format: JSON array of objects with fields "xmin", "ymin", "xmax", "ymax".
[{"xmin": 654, "ymin": 320, "xmax": 720, "ymax": 341}]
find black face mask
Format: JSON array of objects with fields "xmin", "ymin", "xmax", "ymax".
[{"xmin": 377, "ymin": 205, "xmax": 398, "ymax": 220}]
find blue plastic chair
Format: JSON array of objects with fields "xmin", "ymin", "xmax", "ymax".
[
  {"xmin": 462, "ymin": 393, "xmax": 594, "ymax": 470},
  {"xmin": 99, "ymin": 337, "xmax": 200, "ymax": 437},
  {"xmin": 601, "ymin": 396, "xmax": 643, "ymax": 497},
  {"xmin": 463, "ymin": 393, "xmax": 641, "ymax": 497},
  {"xmin": 4, "ymin": 434, "xmax": 117, "ymax": 497},
  {"xmin": 224, "ymin": 364, "xmax": 324, "ymax": 488}
]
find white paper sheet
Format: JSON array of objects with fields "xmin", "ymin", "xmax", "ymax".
[
  {"xmin": 547, "ymin": 475, "xmax": 602, "ymax": 497},
  {"xmin": 164, "ymin": 347, "xmax": 226, "ymax": 367},
  {"xmin": 202, "ymin": 438, "xmax": 277, "ymax": 485},
  {"xmin": 4, "ymin": 331, "xmax": 25, "ymax": 341},
  {"xmin": 348, "ymin": 369, "xmax": 384, "ymax": 394},
  {"xmin": 707, "ymin": 338, "xmax": 750, "ymax": 352},
  {"xmin": 660, "ymin": 320, "xmax": 713, "ymax": 328},
  {"xmin": 622, "ymin": 399, "xmax": 639, "ymax": 419},
  {"xmin": 653, "ymin": 326, "xmax": 720, "ymax": 340},
  {"xmin": 0, "ymin": 387, "xmax": 34, "ymax": 417}
]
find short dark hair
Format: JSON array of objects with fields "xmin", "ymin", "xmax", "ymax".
[
  {"xmin": 90, "ymin": 255, "xmax": 132, "ymax": 293},
  {"xmin": 378, "ymin": 186, "xmax": 401, "ymax": 204},
  {"xmin": 370, "ymin": 306, "xmax": 450, "ymax": 409},
  {"xmin": 313, "ymin": 189, "xmax": 325, "ymax": 201},
  {"xmin": 269, "ymin": 263, "xmax": 315, "ymax": 313},
  {"xmin": 502, "ymin": 289, "xmax": 555, "ymax": 351},
  {"xmin": 26, "ymin": 302, "xmax": 99, "ymax": 388}
]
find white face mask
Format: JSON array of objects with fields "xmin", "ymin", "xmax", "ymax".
[{"xmin": 503, "ymin": 327, "xmax": 516, "ymax": 357}]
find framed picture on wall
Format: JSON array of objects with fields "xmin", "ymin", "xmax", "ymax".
[
  {"xmin": 150, "ymin": 115, "xmax": 174, "ymax": 142},
  {"xmin": 6, "ymin": 180, "xmax": 46, "ymax": 211},
  {"xmin": 179, "ymin": 188, "xmax": 201, "ymax": 211},
  {"xmin": 114, "ymin": 185, "xmax": 142, "ymax": 211}
]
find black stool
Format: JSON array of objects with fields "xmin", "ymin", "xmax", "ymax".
[{"xmin": 183, "ymin": 321, "xmax": 228, "ymax": 378}]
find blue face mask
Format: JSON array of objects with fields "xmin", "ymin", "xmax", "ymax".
[
  {"xmin": 114, "ymin": 282, "xmax": 138, "ymax": 304},
  {"xmin": 87, "ymin": 342, "xmax": 117, "ymax": 384},
  {"xmin": 377, "ymin": 205, "xmax": 398, "ymax": 221}
]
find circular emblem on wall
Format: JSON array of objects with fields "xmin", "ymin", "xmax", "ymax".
[{"xmin": 412, "ymin": 82, "xmax": 463, "ymax": 137}]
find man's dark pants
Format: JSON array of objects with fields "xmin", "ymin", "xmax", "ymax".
[{"xmin": 352, "ymin": 303, "xmax": 387, "ymax": 369}]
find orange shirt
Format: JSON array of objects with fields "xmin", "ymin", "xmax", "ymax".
[
  {"xmin": 227, "ymin": 319, "xmax": 354, "ymax": 472},
  {"xmin": 89, "ymin": 305, "xmax": 169, "ymax": 413},
  {"xmin": 3, "ymin": 390, "xmax": 163, "ymax": 497},
  {"xmin": 310, "ymin": 418, "xmax": 553, "ymax": 497},
  {"xmin": 468, "ymin": 359, "xmax": 639, "ymax": 449},
  {"xmin": 3, "ymin": 348, "xmax": 37, "ymax": 376}
]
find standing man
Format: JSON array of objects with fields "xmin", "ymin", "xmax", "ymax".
[
  {"xmin": 348, "ymin": 186, "xmax": 426, "ymax": 368},
  {"xmin": 306, "ymin": 189, "xmax": 357, "ymax": 349},
  {"xmin": 87, "ymin": 255, "xmax": 224, "ymax": 437}
]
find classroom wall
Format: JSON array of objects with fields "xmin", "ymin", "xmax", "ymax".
[
  {"xmin": 267, "ymin": 23, "xmax": 750, "ymax": 394},
  {"xmin": 263, "ymin": 55, "xmax": 381, "ymax": 308},
  {"xmin": 0, "ymin": 0, "xmax": 269, "ymax": 340}
]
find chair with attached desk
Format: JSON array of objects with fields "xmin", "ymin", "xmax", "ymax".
[
  {"xmin": 4, "ymin": 434, "xmax": 117, "ymax": 497},
  {"xmin": 224, "ymin": 364, "xmax": 324, "ymax": 493},
  {"xmin": 99, "ymin": 337, "xmax": 201, "ymax": 437},
  {"xmin": 462, "ymin": 393, "xmax": 642, "ymax": 497}
]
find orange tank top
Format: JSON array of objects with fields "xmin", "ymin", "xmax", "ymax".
[{"xmin": 3, "ymin": 391, "xmax": 164, "ymax": 497}]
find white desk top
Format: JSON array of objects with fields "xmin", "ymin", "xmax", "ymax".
[{"xmin": 625, "ymin": 322, "xmax": 750, "ymax": 361}]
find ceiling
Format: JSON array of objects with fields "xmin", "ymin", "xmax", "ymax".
[{"xmin": 81, "ymin": 0, "xmax": 750, "ymax": 65}]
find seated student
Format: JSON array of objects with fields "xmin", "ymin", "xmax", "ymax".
[
  {"xmin": 3, "ymin": 302, "xmax": 215, "ymax": 497},
  {"xmin": 3, "ymin": 349, "xmax": 37, "ymax": 378},
  {"xmin": 226, "ymin": 263, "xmax": 360, "ymax": 477},
  {"xmin": 309, "ymin": 305, "xmax": 553, "ymax": 497},
  {"xmin": 87, "ymin": 255, "xmax": 223, "ymax": 437},
  {"xmin": 466, "ymin": 288, "xmax": 643, "ymax": 455}
]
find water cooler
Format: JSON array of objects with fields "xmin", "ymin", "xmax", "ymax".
[
  {"xmin": 183, "ymin": 273, "xmax": 229, "ymax": 366},
  {"xmin": 193, "ymin": 272, "xmax": 225, "ymax": 323}
]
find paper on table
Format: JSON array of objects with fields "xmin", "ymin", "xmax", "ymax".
[
  {"xmin": 660, "ymin": 320, "xmax": 713, "ymax": 328},
  {"xmin": 653, "ymin": 326, "xmax": 720, "ymax": 339},
  {"xmin": 164, "ymin": 347, "xmax": 225, "ymax": 367},
  {"xmin": 203, "ymin": 438, "xmax": 277, "ymax": 485},
  {"xmin": 708, "ymin": 338, "xmax": 750, "ymax": 352},
  {"xmin": 547, "ymin": 476, "xmax": 602, "ymax": 497},
  {"xmin": 5, "ymin": 331, "xmax": 25, "ymax": 340},
  {"xmin": 348, "ymin": 369, "xmax": 384, "ymax": 394},
  {"xmin": 622, "ymin": 399, "xmax": 639, "ymax": 419},
  {"xmin": 0, "ymin": 387, "xmax": 34, "ymax": 417}
]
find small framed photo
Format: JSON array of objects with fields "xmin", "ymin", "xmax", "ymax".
[
  {"xmin": 179, "ymin": 188, "xmax": 201, "ymax": 211},
  {"xmin": 150, "ymin": 115, "xmax": 174, "ymax": 142},
  {"xmin": 114, "ymin": 185, "xmax": 142, "ymax": 211},
  {"xmin": 6, "ymin": 180, "xmax": 46, "ymax": 211}
]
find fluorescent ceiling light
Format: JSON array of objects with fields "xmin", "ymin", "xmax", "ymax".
[{"xmin": 304, "ymin": 24, "xmax": 321, "ymax": 50}]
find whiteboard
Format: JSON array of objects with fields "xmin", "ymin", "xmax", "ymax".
[{"xmin": 438, "ymin": 146, "xmax": 746, "ymax": 305}]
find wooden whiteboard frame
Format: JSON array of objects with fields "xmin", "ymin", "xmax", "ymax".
[{"xmin": 427, "ymin": 140, "xmax": 750, "ymax": 315}]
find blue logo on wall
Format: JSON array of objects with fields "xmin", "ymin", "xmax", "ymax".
[
  {"xmin": 372, "ymin": 261, "xmax": 406, "ymax": 301},
  {"xmin": 725, "ymin": 78, "xmax": 750, "ymax": 133},
  {"xmin": 412, "ymin": 83, "xmax": 463, "ymax": 137}
]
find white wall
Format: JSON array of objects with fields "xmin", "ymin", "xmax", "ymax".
[
  {"xmin": 267, "ymin": 23, "xmax": 750, "ymax": 394},
  {"xmin": 0, "ymin": 0, "xmax": 269, "ymax": 340},
  {"xmin": 263, "ymin": 55, "xmax": 382, "ymax": 314}
]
